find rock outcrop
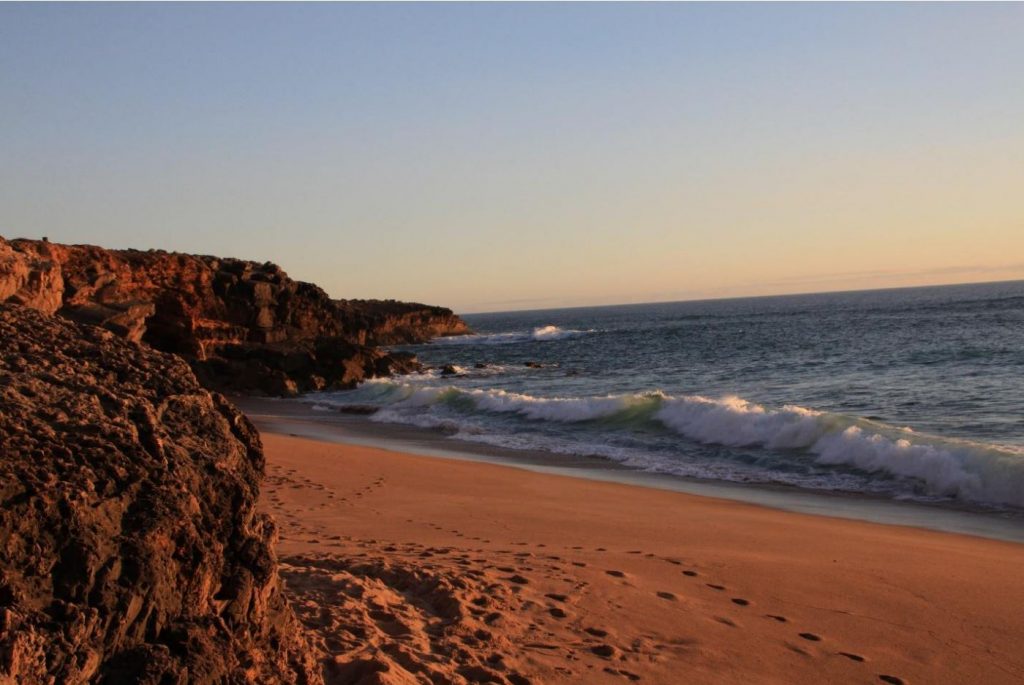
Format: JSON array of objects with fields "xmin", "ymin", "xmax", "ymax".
[
  {"xmin": 0, "ymin": 303, "xmax": 322, "ymax": 684},
  {"xmin": 0, "ymin": 237, "xmax": 469, "ymax": 395},
  {"xmin": 335, "ymin": 299, "xmax": 472, "ymax": 346}
]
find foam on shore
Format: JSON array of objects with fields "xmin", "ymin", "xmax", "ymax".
[{"xmin": 312, "ymin": 382, "xmax": 1024, "ymax": 509}]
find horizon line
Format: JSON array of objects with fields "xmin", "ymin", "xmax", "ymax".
[{"xmin": 457, "ymin": 276, "xmax": 1024, "ymax": 317}]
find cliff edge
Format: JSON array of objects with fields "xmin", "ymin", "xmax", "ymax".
[{"xmin": 0, "ymin": 237, "xmax": 470, "ymax": 395}]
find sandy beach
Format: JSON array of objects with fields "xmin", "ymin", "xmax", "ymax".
[
  {"xmin": 256, "ymin": 426, "xmax": 1024, "ymax": 685},
  {"xmin": 6, "ymin": 6, "xmax": 1023, "ymax": 684}
]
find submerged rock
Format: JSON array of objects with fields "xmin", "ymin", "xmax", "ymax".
[
  {"xmin": 440, "ymin": 364, "xmax": 466, "ymax": 377},
  {"xmin": 0, "ymin": 304, "xmax": 322, "ymax": 684}
]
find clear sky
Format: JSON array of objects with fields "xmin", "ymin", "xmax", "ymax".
[{"xmin": 2, "ymin": 3, "xmax": 1022, "ymax": 313}]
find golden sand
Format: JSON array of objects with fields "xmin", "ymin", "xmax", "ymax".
[{"xmin": 260, "ymin": 431, "xmax": 1024, "ymax": 685}]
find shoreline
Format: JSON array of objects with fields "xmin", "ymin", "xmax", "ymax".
[
  {"xmin": 238, "ymin": 397, "xmax": 1024, "ymax": 545},
  {"xmin": 252, "ymin": 412, "xmax": 1024, "ymax": 684}
]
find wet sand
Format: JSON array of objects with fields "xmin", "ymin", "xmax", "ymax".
[{"xmin": 255, "ymin": 423, "xmax": 1024, "ymax": 685}]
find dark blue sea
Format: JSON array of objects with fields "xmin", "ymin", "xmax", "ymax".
[{"xmin": 312, "ymin": 281, "xmax": 1024, "ymax": 512}]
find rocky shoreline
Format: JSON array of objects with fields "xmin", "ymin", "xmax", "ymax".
[
  {"xmin": 0, "ymin": 237, "xmax": 473, "ymax": 683},
  {"xmin": 0, "ymin": 236, "xmax": 470, "ymax": 396}
]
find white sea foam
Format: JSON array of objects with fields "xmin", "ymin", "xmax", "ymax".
[
  {"xmin": 436, "ymin": 363, "xmax": 510, "ymax": 378},
  {"xmin": 448, "ymin": 428, "xmax": 883, "ymax": 494},
  {"xmin": 655, "ymin": 396, "xmax": 829, "ymax": 449},
  {"xmin": 654, "ymin": 395, "xmax": 1024, "ymax": 507},
  {"xmin": 312, "ymin": 381, "xmax": 1024, "ymax": 508},
  {"xmin": 430, "ymin": 325, "xmax": 595, "ymax": 346}
]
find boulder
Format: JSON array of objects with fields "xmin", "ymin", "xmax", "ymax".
[{"xmin": 0, "ymin": 304, "xmax": 322, "ymax": 684}]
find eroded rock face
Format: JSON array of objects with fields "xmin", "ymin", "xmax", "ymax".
[
  {"xmin": 0, "ymin": 237, "xmax": 470, "ymax": 395},
  {"xmin": 335, "ymin": 299, "xmax": 472, "ymax": 346},
  {"xmin": 0, "ymin": 238, "xmax": 64, "ymax": 315},
  {"xmin": 0, "ymin": 304, "xmax": 322, "ymax": 684}
]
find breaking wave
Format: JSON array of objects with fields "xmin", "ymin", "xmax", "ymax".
[
  {"xmin": 430, "ymin": 325, "xmax": 595, "ymax": 346},
  {"xmin": 314, "ymin": 382, "xmax": 1024, "ymax": 508}
]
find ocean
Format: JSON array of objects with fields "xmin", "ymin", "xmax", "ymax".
[{"xmin": 308, "ymin": 281, "xmax": 1024, "ymax": 514}]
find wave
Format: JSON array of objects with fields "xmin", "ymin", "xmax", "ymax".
[
  {"xmin": 314, "ymin": 382, "xmax": 1024, "ymax": 508},
  {"xmin": 430, "ymin": 325, "xmax": 595, "ymax": 346},
  {"xmin": 653, "ymin": 396, "xmax": 1024, "ymax": 507}
]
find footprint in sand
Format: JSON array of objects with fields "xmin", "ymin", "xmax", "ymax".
[
  {"xmin": 604, "ymin": 667, "xmax": 641, "ymax": 681},
  {"xmin": 590, "ymin": 644, "xmax": 617, "ymax": 658},
  {"xmin": 798, "ymin": 632, "xmax": 822, "ymax": 642},
  {"xmin": 605, "ymin": 570, "xmax": 626, "ymax": 578},
  {"xmin": 549, "ymin": 607, "xmax": 568, "ymax": 619},
  {"xmin": 878, "ymin": 677, "xmax": 905, "ymax": 685},
  {"xmin": 706, "ymin": 583, "xmax": 725, "ymax": 591},
  {"xmin": 524, "ymin": 642, "xmax": 559, "ymax": 651},
  {"xmin": 838, "ymin": 651, "xmax": 865, "ymax": 662},
  {"xmin": 584, "ymin": 627, "xmax": 609, "ymax": 638},
  {"xmin": 731, "ymin": 598, "xmax": 750, "ymax": 606},
  {"xmin": 656, "ymin": 591, "xmax": 677, "ymax": 601},
  {"xmin": 682, "ymin": 570, "xmax": 698, "ymax": 577}
]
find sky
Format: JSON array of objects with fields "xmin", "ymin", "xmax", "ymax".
[{"xmin": 1, "ymin": 3, "xmax": 1022, "ymax": 313}]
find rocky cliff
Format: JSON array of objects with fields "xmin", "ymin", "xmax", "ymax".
[
  {"xmin": 0, "ymin": 236, "xmax": 470, "ymax": 395},
  {"xmin": 335, "ymin": 299, "xmax": 473, "ymax": 346},
  {"xmin": 0, "ymin": 304, "xmax": 322, "ymax": 684}
]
